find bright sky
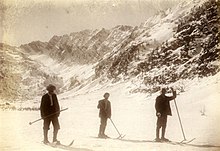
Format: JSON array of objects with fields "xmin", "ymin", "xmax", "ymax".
[{"xmin": 0, "ymin": 0, "xmax": 184, "ymax": 46}]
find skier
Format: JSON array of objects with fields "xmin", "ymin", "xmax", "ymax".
[
  {"xmin": 97, "ymin": 92, "xmax": 111, "ymax": 138},
  {"xmin": 40, "ymin": 84, "xmax": 60, "ymax": 144},
  {"xmin": 155, "ymin": 87, "xmax": 176, "ymax": 142}
]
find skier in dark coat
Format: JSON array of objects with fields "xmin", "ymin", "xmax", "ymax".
[
  {"xmin": 97, "ymin": 92, "xmax": 111, "ymax": 138},
  {"xmin": 155, "ymin": 87, "xmax": 176, "ymax": 142},
  {"xmin": 40, "ymin": 84, "xmax": 60, "ymax": 144}
]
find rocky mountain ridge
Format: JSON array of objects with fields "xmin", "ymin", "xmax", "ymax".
[
  {"xmin": 0, "ymin": 0, "xmax": 219, "ymax": 106},
  {"xmin": 95, "ymin": 0, "xmax": 220, "ymax": 93},
  {"xmin": 20, "ymin": 25, "xmax": 134, "ymax": 64}
]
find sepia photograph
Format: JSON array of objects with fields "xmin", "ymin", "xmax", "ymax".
[{"xmin": 0, "ymin": 0, "xmax": 220, "ymax": 150}]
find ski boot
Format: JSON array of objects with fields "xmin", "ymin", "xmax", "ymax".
[
  {"xmin": 161, "ymin": 137, "xmax": 170, "ymax": 142},
  {"xmin": 98, "ymin": 134, "xmax": 106, "ymax": 139},
  {"xmin": 43, "ymin": 140, "xmax": 50, "ymax": 144},
  {"xmin": 155, "ymin": 138, "xmax": 161, "ymax": 142},
  {"xmin": 103, "ymin": 134, "xmax": 109, "ymax": 138},
  {"xmin": 53, "ymin": 138, "xmax": 61, "ymax": 145}
]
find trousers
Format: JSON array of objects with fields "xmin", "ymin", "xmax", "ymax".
[
  {"xmin": 99, "ymin": 117, "xmax": 108, "ymax": 135},
  {"xmin": 156, "ymin": 114, "xmax": 168, "ymax": 138}
]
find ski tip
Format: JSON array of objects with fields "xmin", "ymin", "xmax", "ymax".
[
  {"xmin": 181, "ymin": 138, "xmax": 196, "ymax": 144},
  {"xmin": 68, "ymin": 140, "xmax": 74, "ymax": 146},
  {"xmin": 117, "ymin": 134, "xmax": 126, "ymax": 139}
]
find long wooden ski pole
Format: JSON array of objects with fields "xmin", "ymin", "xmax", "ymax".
[
  {"xmin": 174, "ymin": 99, "xmax": 186, "ymax": 141},
  {"xmin": 29, "ymin": 108, "xmax": 68, "ymax": 125},
  {"xmin": 109, "ymin": 118, "xmax": 123, "ymax": 138}
]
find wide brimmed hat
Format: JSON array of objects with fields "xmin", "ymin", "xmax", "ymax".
[{"xmin": 46, "ymin": 84, "xmax": 56, "ymax": 91}]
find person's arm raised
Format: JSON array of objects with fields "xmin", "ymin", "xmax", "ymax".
[{"xmin": 168, "ymin": 87, "xmax": 176, "ymax": 101}]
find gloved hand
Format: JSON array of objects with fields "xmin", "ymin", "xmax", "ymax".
[{"xmin": 156, "ymin": 112, "xmax": 161, "ymax": 117}]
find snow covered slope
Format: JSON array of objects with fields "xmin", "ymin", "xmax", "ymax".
[
  {"xmin": 0, "ymin": 0, "xmax": 220, "ymax": 150},
  {"xmin": 0, "ymin": 68, "xmax": 220, "ymax": 151},
  {"xmin": 95, "ymin": 0, "xmax": 219, "ymax": 90}
]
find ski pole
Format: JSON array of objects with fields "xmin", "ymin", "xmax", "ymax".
[
  {"xmin": 109, "ymin": 118, "xmax": 122, "ymax": 138},
  {"xmin": 174, "ymin": 99, "xmax": 186, "ymax": 141},
  {"xmin": 29, "ymin": 108, "xmax": 68, "ymax": 125}
]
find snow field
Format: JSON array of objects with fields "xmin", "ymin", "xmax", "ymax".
[{"xmin": 1, "ymin": 73, "xmax": 220, "ymax": 151}]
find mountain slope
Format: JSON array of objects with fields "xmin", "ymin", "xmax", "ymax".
[
  {"xmin": 94, "ymin": 0, "xmax": 220, "ymax": 93},
  {"xmin": 0, "ymin": 43, "xmax": 63, "ymax": 106},
  {"xmin": 20, "ymin": 26, "xmax": 133, "ymax": 64},
  {"xmin": 0, "ymin": 0, "xmax": 219, "ymax": 107},
  {"xmin": 0, "ymin": 64, "xmax": 220, "ymax": 151},
  {"xmin": 0, "ymin": 43, "xmax": 23, "ymax": 101}
]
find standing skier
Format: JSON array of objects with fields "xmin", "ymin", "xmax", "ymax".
[
  {"xmin": 97, "ymin": 92, "xmax": 111, "ymax": 138},
  {"xmin": 40, "ymin": 84, "xmax": 60, "ymax": 144},
  {"xmin": 155, "ymin": 87, "xmax": 176, "ymax": 142}
]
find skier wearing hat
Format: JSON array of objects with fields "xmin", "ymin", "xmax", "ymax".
[
  {"xmin": 97, "ymin": 92, "xmax": 111, "ymax": 138},
  {"xmin": 40, "ymin": 84, "xmax": 60, "ymax": 144},
  {"xmin": 155, "ymin": 87, "xmax": 176, "ymax": 142}
]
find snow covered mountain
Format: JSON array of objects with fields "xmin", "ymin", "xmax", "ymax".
[
  {"xmin": 1, "ymin": 0, "xmax": 220, "ymax": 151},
  {"xmin": 1, "ymin": 0, "xmax": 219, "ymax": 107},
  {"xmin": 20, "ymin": 26, "xmax": 133, "ymax": 64},
  {"xmin": 95, "ymin": 0, "xmax": 220, "ymax": 93}
]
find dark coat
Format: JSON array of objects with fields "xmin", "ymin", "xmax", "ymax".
[
  {"xmin": 97, "ymin": 99, "xmax": 111, "ymax": 118},
  {"xmin": 155, "ymin": 91, "xmax": 176, "ymax": 116},
  {"xmin": 40, "ymin": 93, "xmax": 60, "ymax": 118}
]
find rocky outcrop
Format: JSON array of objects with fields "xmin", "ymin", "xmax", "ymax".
[
  {"xmin": 21, "ymin": 26, "xmax": 134, "ymax": 64},
  {"xmin": 0, "ymin": 43, "xmax": 64, "ymax": 102},
  {"xmin": 95, "ymin": 0, "xmax": 219, "ymax": 91}
]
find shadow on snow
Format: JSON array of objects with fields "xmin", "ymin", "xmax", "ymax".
[
  {"xmin": 119, "ymin": 139, "xmax": 220, "ymax": 149},
  {"xmin": 47, "ymin": 144, "xmax": 93, "ymax": 151}
]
